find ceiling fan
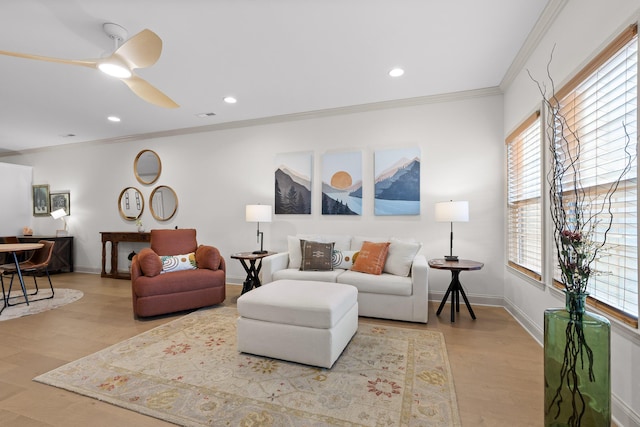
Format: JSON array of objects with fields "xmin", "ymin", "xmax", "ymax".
[{"xmin": 0, "ymin": 23, "xmax": 178, "ymax": 108}]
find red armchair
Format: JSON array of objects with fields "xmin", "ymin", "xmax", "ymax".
[{"xmin": 131, "ymin": 229, "xmax": 225, "ymax": 317}]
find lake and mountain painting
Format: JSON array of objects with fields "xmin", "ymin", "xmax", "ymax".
[
  {"xmin": 321, "ymin": 151, "xmax": 362, "ymax": 215},
  {"xmin": 374, "ymin": 147, "xmax": 421, "ymax": 215},
  {"xmin": 275, "ymin": 152, "xmax": 312, "ymax": 214}
]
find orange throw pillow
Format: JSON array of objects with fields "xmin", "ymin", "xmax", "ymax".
[{"xmin": 351, "ymin": 241, "xmax": 390, "ymax": 275}]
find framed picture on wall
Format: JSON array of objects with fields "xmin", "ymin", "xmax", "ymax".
[
  {"xmin": 50, "ymin": 192, "xmax": 70, "ymax": 216},
  {"xmin": 32, "ymin": 184, "xmax": 50, "ymax": 216},
  {"xmin": 321, "ymin": 151, "xmax": 362, "ymax": 215},
  {"xmin": 374, "ymin": 147, "xmax": 421, "ymax": 215},
  {"xmin": 274, "ymin": 152, "xmax": 313, "ymax": 214}
]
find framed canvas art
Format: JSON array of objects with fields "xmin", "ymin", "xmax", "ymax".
[
  {"xmin": 321, "ymin": 151, "xmax": 362, "ymax": 215},
  {"xmin": 374, "ymin": 147, "xmax": 421, "ymax": 215},
  {"xmin": 32, "ymin": 184, "xmax": 50, "ymax": 216},
  {"xmin": 50, "ymin": 192, "xmax": 70, "ymax": 215},
  {"xmin": 275, "ymin": 152, "xmax": 312, "ymax": 214}
]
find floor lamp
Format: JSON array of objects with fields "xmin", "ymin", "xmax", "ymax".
[
  {"xmin": 435, "ymin": 200, "xmax": 469, "ymax": 261},
  {"xmin": 245, "ymin": 204, "xmax": 272, "ymax": 254}
]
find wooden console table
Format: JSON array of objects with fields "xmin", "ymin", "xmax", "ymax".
[{"xmin": 101, "ymin": 231, "xmax": 150, "ymax": 280}]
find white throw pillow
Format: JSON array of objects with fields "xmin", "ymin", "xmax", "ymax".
[
  {"xmin": 383, "ymin": 238, "xmax": 422, "ymax": 276},
  {"xmin": 161, "ymin": 252, "xmax": 197, "ymax": 273}
]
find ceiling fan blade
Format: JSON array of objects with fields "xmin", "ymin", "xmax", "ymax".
[
  {"xmin": 0, "ymin": 49, "xmax": 97, "ymax": 69},
  {"xmin": 115, "ymin": 29, "xmax": 162, "ymax": 70},
  {"xmin": 121, "ymin": 74, "xmax": 179, "ymax": 108}
]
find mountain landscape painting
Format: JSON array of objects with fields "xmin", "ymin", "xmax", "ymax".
[
  {"xmin": 321, "ymin": 151, "xmax": 362, "ymax": 215},
  {"xmin": 374, "ymin": 147, "xmax": 421, "ymax": 215},
  {"xmin": 274, "ymin": 152, "xmax": 312, "ymax": 214}
]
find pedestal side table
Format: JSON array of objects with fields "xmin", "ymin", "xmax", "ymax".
[{"xmin": 428, "ymin": 258, "xmax": 483, "ymax": 322}]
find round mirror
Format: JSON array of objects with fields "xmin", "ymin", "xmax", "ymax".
[
  {"xmin": 150, "ymin": 185, "xmax": 178, "ymax": 221},
  {"xmin": 134, "ymin": 150, "xmax": 161, "ymax": 185},
  {"xmin": 118, "ymin": 187, "xmax": 144, "ymax": 220}
]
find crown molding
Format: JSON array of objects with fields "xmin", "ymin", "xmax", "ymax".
[
  {"xmin": 500, "ymin": 0, "xmax": 568, "ymax": 91},
  {"xmin": 0, "ymin": 87, "xmax": 503, "ymax": 157}
]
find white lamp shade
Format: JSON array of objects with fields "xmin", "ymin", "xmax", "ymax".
[
  {"xmin": 435, "ymin": 201, "xmax": 469, "ymax": 222},
  {"xmin": 245, "ymin": 205, "xmax": 272, "ymax": 223},
  {"xmin": 51, "ymin": 208, "xmax": 68, "ymax": 219}
]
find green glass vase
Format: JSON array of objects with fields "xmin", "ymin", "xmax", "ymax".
[{"xmin": 544, "ymin": 291, "xmax": 611, "ymax": 426}]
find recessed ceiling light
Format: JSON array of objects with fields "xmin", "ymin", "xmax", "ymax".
[
  {"xmin": 389, "ymin": 68, "xmax": 405, "ymax": 77},
  {"xmin": 223, "ymin": 96, "xmax": 237, "ymax": 104},
  {"xmin": 107, "ymin": 116, "xmax": 121, "ymax": 122},
  {"xmin": 196, "ymin": 112, "xmax": 217, "ymax": 118}
]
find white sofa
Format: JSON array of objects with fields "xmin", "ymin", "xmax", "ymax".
[{"xmin": 261, "ymin": 234, "xmax": 428, "ymax": 323}]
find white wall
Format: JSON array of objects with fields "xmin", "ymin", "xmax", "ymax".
[
  {"xmin": 0, "ymin": 162, "xmax": 32, "ymax": 236},
  {"xmin": 1, "ymin": 92, "xmax": 504, "ymax": 303},
  {"xmin": 503, "ymin": 0, "xmax": 640, "ymax": 425}
]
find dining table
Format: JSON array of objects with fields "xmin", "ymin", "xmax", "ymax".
[{"xmin": 0, "ymin": 242, "xmax": 44, "ymax": 314}]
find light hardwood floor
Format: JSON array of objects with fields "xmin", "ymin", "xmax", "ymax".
[{"xmin": 0, "ymin": 273, "xmax": 544, "ymax": 426}]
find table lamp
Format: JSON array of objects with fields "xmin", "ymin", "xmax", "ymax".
[
  {"xmin": 435, "ymin": 200, "xmax": 469, "ymax": 261},
  {"xmin": 51, "ymin": 208, "xmax": 69, "ymax": 237},
  {"xmin": 245, "ymin": 204, "xmax": 272, "ymax": 254}
]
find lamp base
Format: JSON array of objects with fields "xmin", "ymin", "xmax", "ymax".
[
  {"xmin": 444, "ymin": 255, "xmax": 459, "ymax": 262},
  {"xmin": 252, "ymin": 250, "xmax": 268, "ymax": 255}
]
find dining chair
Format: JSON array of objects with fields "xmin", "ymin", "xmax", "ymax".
[{"xmin": 1, "ymin": 240, "xmax": 56, "ymax": 306}]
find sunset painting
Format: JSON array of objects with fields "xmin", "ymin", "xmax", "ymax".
[{"xmin": 321, "ymin": 151, "xmax": 362, "ymax": 215}]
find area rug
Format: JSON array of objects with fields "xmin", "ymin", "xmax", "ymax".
[
  {"xmin": 0, "ymin": 288, "xmax": 83, "ymax": 321},
  {"xmin": 34, "ymin": 306, "xmax": 460, "ymax": 426}
]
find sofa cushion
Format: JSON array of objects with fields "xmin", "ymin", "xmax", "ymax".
[
  {"xmin": 338, "ymin": 270, "xmax": 413, "ymax": 296},
  {"xmin": 195, "ymin": 245, "xmax": 221, "ymax": 270},
  {"xmin": 332, "ymin": 249, "xmax": 359, "ymax": 269},
  {"xmin": 300, "ymin": 240, "xmax": 334, "ymax": 271},
  {"xmin": 351, "ymin": 241, "xmax": 390, "ymax": 275},
  {"xmin": 138, "ymin": 248, "xmax": 162, "ymax": 277},
  {"xmin": 273, "ymin": 268, "xmax": 344, "ymax": 282},
  {"xmin": 383, "ymin": 238, "xmax": 422, "ymax": 276},
  {"xmin": 161, "ymin": 252, "xmax": 197, "ymax": 273},
  {"xmin": 351, "ymin": 235, "xmax": 389, "ymax": 250}
]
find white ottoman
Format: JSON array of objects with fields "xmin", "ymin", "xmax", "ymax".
[{"xmin": 237, "ymin": 279, "xmax": 358, "ymax": 368}]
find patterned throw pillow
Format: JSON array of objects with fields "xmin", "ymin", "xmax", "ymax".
[
  {"xmin": 161, "ymin": 252, "xmax": 197, "ymax": 273},
  {"xmin": 299, "ymin": 240, "xmax": 334, "ymax": 271},
  {"xmin": 332, "ymin": 250, "xmax": 359, "ymax": 269},
  {"xmin": 351, "ymin": 241, "xmax": 391, "ymax": 275}
]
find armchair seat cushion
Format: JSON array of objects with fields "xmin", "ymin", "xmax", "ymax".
[{"xmin": 133, "ymin": 268, "xmax": 225, "ymax": 298}]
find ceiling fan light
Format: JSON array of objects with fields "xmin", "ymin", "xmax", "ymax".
[{"xmin": 98, "ymin": 62, "xmax": 132, "ymax": 78}]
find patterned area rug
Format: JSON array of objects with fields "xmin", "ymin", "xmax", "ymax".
[
  {"xmin": 0, "ymin": 288, "xmax": 83, "ymax": 321},
  {"xmin": 35, "ymin": 306, "xmax": 460, "ymax": 426}
]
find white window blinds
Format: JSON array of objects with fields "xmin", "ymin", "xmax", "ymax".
[
  {"xmin": 507, "ymin": 112, "xmax": 542, "ymax": 280},
  {"xmin": 553, "ymin": 25, "xmax": 638, "ymax": 325}
]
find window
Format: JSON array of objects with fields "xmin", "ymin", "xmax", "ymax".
[
  {"xmin": 507, "ymin": 112, "xmax": 542, "ymax": 280},
  {"xmin": 552, "ymin": 25, "xmax": 638, "ymax": 326}
]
